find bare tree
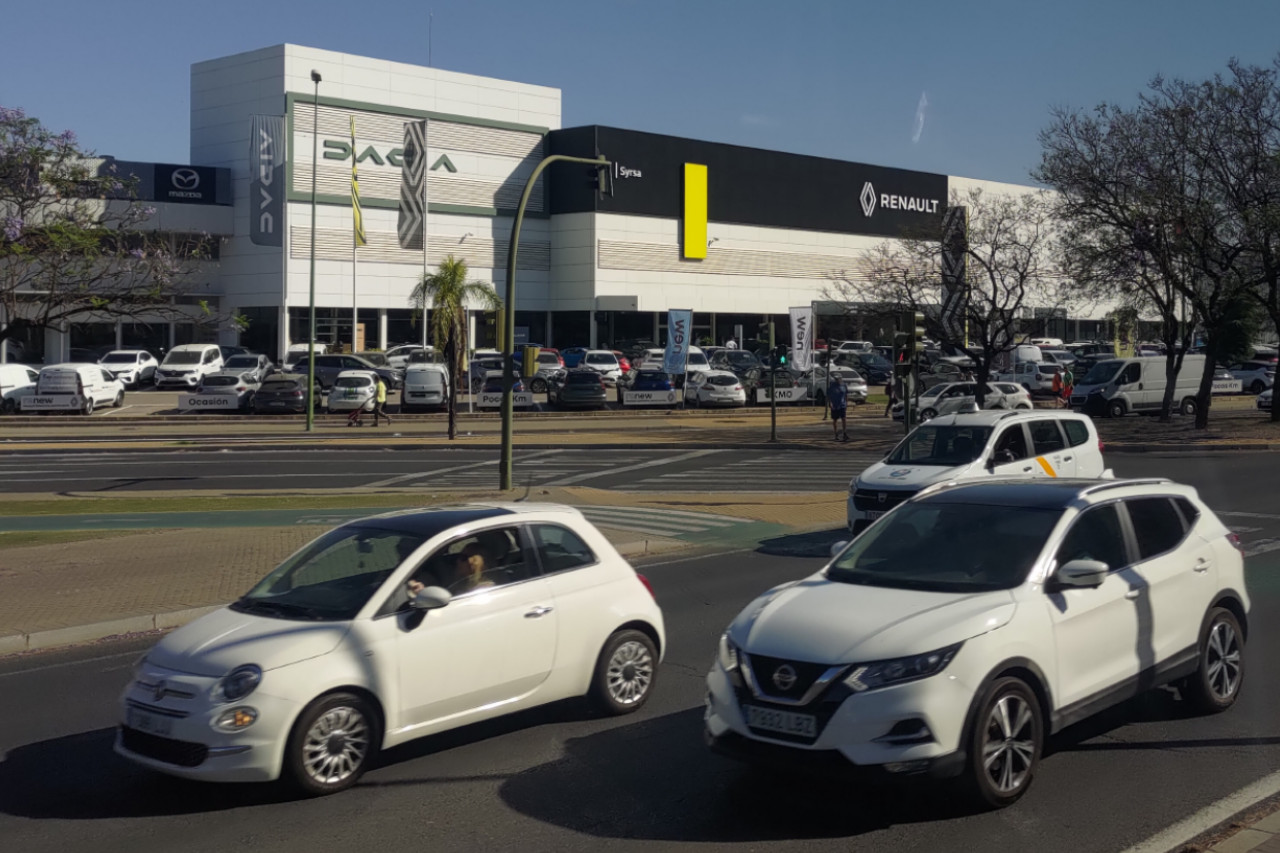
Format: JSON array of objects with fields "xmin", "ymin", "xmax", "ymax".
[
  {"xmin": 0, "ymin": 107, "xmax": 222, "ymax": 355},
  {"xmin": 826, "ymin": 186, "xmax": 1063, "ymax": 407}
]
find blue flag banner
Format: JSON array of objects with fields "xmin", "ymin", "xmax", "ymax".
[{"xmin": 663, "ymin": 309, "xmax": 693, "ymax": 375}]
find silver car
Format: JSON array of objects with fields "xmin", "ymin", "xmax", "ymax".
[{"xmin": 195, "ymin": 371, "xmax": 260, "ymax": 411}]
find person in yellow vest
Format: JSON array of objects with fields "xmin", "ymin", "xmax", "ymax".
[{"xmin": 372, "ymin": 376, "xmax": 392, "ymax": 427}]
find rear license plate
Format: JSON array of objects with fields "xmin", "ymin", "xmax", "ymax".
[
  {"xmin": 865, "ymin": 510, "xmax": 885, "ymax": 520},
  {"xmin": 269, "ymin": 401, "xmax": 285, "ymax": 407},
  {"xmin": 745, "ymin": 705, "xmax": 816, "ymax": 738},
  {"xmin": 126, "ymin": 708, "xmax": 172, "ymax": 737}
]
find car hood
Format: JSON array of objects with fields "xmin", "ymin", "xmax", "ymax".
[
  {"xmin": 737, "ymin": 578, "xmax": 1015, "ymax": 663},
  {"xmin": 145, "ymin": 606, "xmax": 350, "ymax": 677},
  {"xmin": 857, "ymin": 460, "xmax": 968, "ymax": 489}
]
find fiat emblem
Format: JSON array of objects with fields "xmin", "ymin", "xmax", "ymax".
[{"xmin": 772, "ymin": 664, "xmax": 798, "ymax": 691}]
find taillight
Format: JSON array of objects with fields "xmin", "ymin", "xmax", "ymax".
[
  {"xmin": 1098, "ymin": 440, "xmax": 1106, "ymax": 453},
  {"xmin": 636, "ymin": 573, "xmax": 655, "ymax": 599},
  {"xmin": 1227, "ymin": 532, "xmax": 1244, "ymax": 554},
  {"xmin": 735, "ymin": 385, "xmax": 743, "ymax": 391},
  {"xmin": 236, "ymin": 386, "xmax": 246, "ymax": 392},
  {"xmin": 290, "ymin": 390, "xmax": 303, "ymax": 398}
]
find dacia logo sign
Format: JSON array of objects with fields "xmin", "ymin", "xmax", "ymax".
[{"xmin": 323, "ymin": 140, "xmax": 457, "ymax": 173}]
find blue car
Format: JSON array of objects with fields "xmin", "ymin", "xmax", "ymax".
[
  {"xmin": 562, "ymin": 347, "xmax": 589, "ymax": 368},
  {"xmin": 630, "ymin": 370, "xmax": 674, "ymax": 391}
]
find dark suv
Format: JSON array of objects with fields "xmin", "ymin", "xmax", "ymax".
[
  {"xmin": 312, "ymin": 354, "xmax": 403, "ymax": 390},
  {"xmin": 547, "ymin": 369, "xmax": 609, "ymax": 409}
]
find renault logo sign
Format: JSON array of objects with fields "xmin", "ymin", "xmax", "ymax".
[
  {"xmin": 860, "ymin": 182, "xmax": 877, "ymax": 217},
  {"xmin": 172, "ymin": 168, "xmax": 201, "ymax": 190}
]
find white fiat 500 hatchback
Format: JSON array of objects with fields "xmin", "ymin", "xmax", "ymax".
[
  {"xmin": 117, "ymin": 504, "xmax": 665, "ymax": 795},
  {"xmin": 708, "ymin": 478, "xmax": 1247, "ymax": 808}
]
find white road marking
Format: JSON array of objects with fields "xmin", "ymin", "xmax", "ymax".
[
  {"xmin": 1219, "ymin": 511, "xmax": 1280, "ymax": 521},
  {"xmin": 1120, "ymin": 768, "xmax": 1280, "ymax": 853},
  {"xmin": 579, "ymin": 505, "xmax": 743, "ymax": 525},
  {"xmin": 0, "ymin": 650, "xmax": 140, "ymax": 679},
  {"xmin": 363, "ymin": 449, "xmax": 563, "ymax": 488},
  {"xmin": 546, "ymin": 449, "xmax": 722, "ymax": 486},
  {"xmin": 1244, "ymin": 539, "xmax": 1280, "ymax": 558}
]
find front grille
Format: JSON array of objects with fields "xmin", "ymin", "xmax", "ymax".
[
  {"xmin": 126, "ymin": 699, "xmax": 191, "ymax": 719},
  {"xmin": 746, "ymin": 654, "xmax": 832, "ymax": 702},
  {"xmin": 119, "ymin": 727, "xmax": 208, "ymax": 767},
  {"xmin": 852, "ymin": 489, "xmax": 917, "ymax": 512}
]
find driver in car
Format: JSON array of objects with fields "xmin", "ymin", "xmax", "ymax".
[{"xmin": 407, "ymin": 542, "xmax": 495, "ymax": 596}]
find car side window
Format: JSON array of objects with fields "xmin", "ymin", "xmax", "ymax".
[
  {"xmin": 1120, "ymin": 364, "xmax": 1141, "ymax": 384},
  {"xmin": 1029, "ymin": 420, "xmax": 1067, "ymax": 454},
  {"xmin": 1055, "ymin": 504, "xmax": 1128, "ymax": 572},
  {"xmin": 1173, "ymin": 497, "xmax": 1202, "ymax": 528},
  {"xmin": 992, "ymin": 425, "xmax": 1030, "ymax": 461},
  {"xmin": 531, "ymin": 523, "xmax": 598, "ymax": 573},
  {"xmin": 101, "ymin": 369, "xmax": 112, "ymax": 383},
  {"xmin": 1061, "ymin": 419, "xmax": 1090, "ymax": 448},
  {"xmin": 1125, "ymin": 497, "xmax": 1188, "ymax": 560},
  {"xmin": 408, "ymin": 526, "xmax": 535, "ymax": 596}
]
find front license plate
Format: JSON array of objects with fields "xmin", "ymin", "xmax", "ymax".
[
  {"xmin": 127, "ymin": 708, "xmax": 172, "ymax": 737},
  {"xmin": 745, "ymin": 705, "xmax": 816, "ymax": 738},
  {"xmin": 865, "ymin": 510, "xmax": 885, "ymax": 520}
]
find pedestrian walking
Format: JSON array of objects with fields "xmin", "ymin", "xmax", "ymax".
[
  {"xmin": 1062, "ymin": 366, "xmax": 1075, "ymax": 407},
  {"xmin": 372, "ymin": 375, "xmax": 392, "ymax": 426},
  {"xmin": 828, "ymin": 374, "xmax": 849, "ymax": 441},
  {"xmin": 725, "ymin": 337, "xmax": 738, "ymax": 350},
  {"xmin": 1051, "ymin": 369, "xmax": 1064, "ymax": 407},
  {"xmin": 884, "ymin": 377, "xmax": 898, "ymax": 418}
]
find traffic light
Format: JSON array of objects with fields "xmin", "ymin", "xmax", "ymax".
[
  {"xmin": 774, "ymin": 345, "xmax": 788, "ymax": 367},
  {"xmin": 901, "ymin": 310, "xmax": 925, "ymax": 363},
  {"xmin": 588, "ymin": 161, "xmax": 613, "ymax": 199},
  {"xmin": 521, "ymin": 346, "xmax": 540, "ymax": 379},
  {"xmin": 893, "ymin": 329, "xmax": 911, "ymax": 379}
]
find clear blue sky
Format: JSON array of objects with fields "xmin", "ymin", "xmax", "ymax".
[{"xmin": 6, "ymin": 0, "xmax": 1280, "ymax": 185}]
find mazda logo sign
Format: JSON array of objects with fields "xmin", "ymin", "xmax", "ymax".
[
  {"xmin": 172, "ymin": 168, "xmax": 200, "ymax": 190},
  {"xmin": 772, "ymin": 664, "xmax": 798, "ymax": 691}
]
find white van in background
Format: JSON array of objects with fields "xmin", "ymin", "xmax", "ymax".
[
  {"xmin": 155, "ymin": 344, "xmax": 224, "ymax": 388},
  {"xmin": 0, "ymin": 363, "xmax": 40, "ymax": 414},
  {"xmin": 23, "ymin": 364, "xmax": 124, "ymax": 414},
  {"xmin": 1072, "ymin": 354, "xmax": 1206, "ymax": 417},
  {"xmin": 401, "ymin": 364, "xmax": 450, "ymax": 411}
]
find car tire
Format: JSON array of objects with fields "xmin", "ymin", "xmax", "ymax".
[
  {"xmin": 1016, "ymin": 403, "xmax": 1032, "ymax": 410},
  {"xmin": 531, "ymin": 378, "xmax": 547, "ymax": 394},
  {"xmin": 284, "ymin": 692, "xmax": 380, "ymax": 797},
  {"xmin": 1180, "ymin": 397, "xmax": 1199, "ymax": 416},
  {"xmin": 1250, "ymin": 380, "xmax": 1265, "ymax": 395},
  {"xmin": 920, "ymin": 407, "xmax": 937, "ymax": 421},
  {"xmin": 82, "ymin": 397, "xmax": 95, "ymax": 416},
  {"xmin": 963, "ymin": 676, "xmax": 1043, "ymax": 809},
  {"xmin": 0, "ymin": 398, "xmax": 15, "ymax": 415},
  {"xmin": 113, "ymin": 391, "xmax": 124, "ymax": 408},
  {"xmin": 1182, "ymin": 607, "xmax": 1244, "ymax": 714},
  {"xmin": 589, "ymin": 629, "xmax": 658, "ymax": 716},
  {"xmin": 1107, "ymin": 400, "xmax": 1126, "ymax": 419}
]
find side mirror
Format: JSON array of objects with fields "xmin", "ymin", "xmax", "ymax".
[
  {"xmin": 1053, "ymin": 559, "xmax": 1109, "ymax": 590},
  {"xmin": 829, "ymin": 540, "xmax": 849, "ymax": 557},
  {"xmin": 409, "ymin": 585, "xmax": 452, "ymax": 610},
  {"xmin": 992, "ymin": 449, "xmax": 1016, "ymax": 466}
]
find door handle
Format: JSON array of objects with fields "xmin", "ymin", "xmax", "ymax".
[
  {"xmin": 1124, "ymin": 589, "xmax": 1142, "ymax": 600},
  {"xmin": 524, "ymin": 606, "xmax": 554, "ymax": 618},
  {"xmin": 1063, "ymin": 456, "xmax": 1073, "ymax": 462},
  {"xmin": 1194, "ymin": 558, "xmax": 1211, "ymax": 573},
  {"xmin": 1022, "ymin": 466, "xmax": 1033, "ymax": 472}
]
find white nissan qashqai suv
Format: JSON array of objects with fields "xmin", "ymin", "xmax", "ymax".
[{"xmin": 707, "ymin": 478, "xmax": 1248, "ymax": 808}]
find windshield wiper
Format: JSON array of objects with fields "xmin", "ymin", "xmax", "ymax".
[{"xmin": 234, "ymin": 599, "xmax": 328, "ymax": 621}]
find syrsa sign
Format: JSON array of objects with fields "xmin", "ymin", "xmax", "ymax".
[
  {"xmin": 477, "ymin": 392, "xmax": 534, "ymax": 408},
  {"xmin": 323, "ymin": 140, "xmax": 457, "ymax": 173},
  {"xmin": 622, "ymin": 389, "xmax": 678, "ymax": 406}
]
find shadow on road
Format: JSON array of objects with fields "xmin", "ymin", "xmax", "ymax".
[
  {"xmin": 498, "ymin": 707, "xmax": 972, "ymax": 843},
  {"xmin": 756, "ymin": 527, "xmax": 848, "ymax": 558}
]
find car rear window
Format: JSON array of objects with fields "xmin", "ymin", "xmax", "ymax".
[
  {"xmin": 1062, "ymin": 419, "xmax": 1090, "ymax": 447},
  {"xmin": 202, "ymin": 376, "xmax": 239, "ymax": 387},
  {"xmin": 567, "ymin": 372, "xmax": 601, "ymax": 384},
  {"xmin": 537, "ymin": 353, "xmax": 560, "ymax": 364},
  {"xmin": 585, "ymin": 353, "xmax": 616, "ymax": 365},
  {"xmin": 336, "ymin": 376, "xmax": 373, "ymax": 388},
  {"xmin": 707, "ymin": 374, "xmax": 738, "ymax": 386},
  {"xmin": 261, "ymin": 381, "xmax": 300, "ymax": 392}
]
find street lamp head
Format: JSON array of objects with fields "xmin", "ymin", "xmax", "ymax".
[{"xmin": 310, "ymin": 69, "xmax": 322, "ymax": 84}]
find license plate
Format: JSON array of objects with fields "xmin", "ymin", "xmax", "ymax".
[
  {"xmin": 345, "ymin": 391, "xmax": 358, "ymax": 399},
  {"xmin": 270, "ymin": 401, "xmax": 285, "ymax": 407},
  {"xmin": 746, "ymin": 705, "xmax": 816, "ymax": 738},
  {"xmin": 865, "ymin": 510, "xmax": 885, "ymax": 520},
  {"xmin": 127, "ymin": 707, "xmax": 172, "ymax": 737}
]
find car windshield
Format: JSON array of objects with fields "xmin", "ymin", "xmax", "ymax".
[
  {"xmin": 858, "ymin": 353, "xmax": 891, "ymax": 370},
  {"xmin": 202, "ymin": 376, "xmax": 239, "ymax": 387},
  {"xmin": 886, "ymin": 425, "xmax": 994, "ymax": 466},
  {"xmin": 827, "ymin": 501, "xmax": 1061, "ymax": 592},
  {"xmin": 102, "ymin": 353, "xmax": 140, "ymax": 364},
  {"xmin": 725, "ymin": 351, "xmax": 759, "ymax": 366},
  {"xmin": 225, "ymin": 356, "xmax": 258, "ymax": 368},
  {"xmin": 163, "ymin": 352, "xmax": 202, "ymax": 365},
  {"xmin": 920, "ymin": 385, "xmax": 946, "ymax": 399},
  {"xmin": 585, "ymin": 354, "xmax": 616, "ymax": 365},
  {"xmin": 232, "ymin": 526, "xmax": 425, "ymax": 621},
  {"xmin": 537, "ymin": 353, "xmax": 560, "ymax": 364},
  {"xmin": 1081, "ymin": 360, "xmax": 1122, "ymax": 385},
  {"xmin": 687, "ymin": 352, "xmax": 709, "ymax": 367}
]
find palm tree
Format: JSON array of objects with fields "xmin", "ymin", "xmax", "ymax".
[{"xmin": 409, "ymin": 254, "xmax": 501, "ymax": 439}]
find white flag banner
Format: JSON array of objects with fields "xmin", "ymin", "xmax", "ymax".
[{"xmin": 789, "ymin": 305, "xmax": 814, "ymax": 372}]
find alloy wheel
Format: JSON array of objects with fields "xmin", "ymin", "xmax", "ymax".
[
  {"xmin": 1206, "ymin": 619, "xmax": 1242, "ymax": 701},
  {"xmin": 981, "ymin": 692, "xmax": 1037, "ymax": 795},
  {"xmin": 605, "ymin": 640, "xmax": 654, "ymax": 706},
  {"xmin": 301, "ymin": 705, "xmax": 371, "ymax": 786}
]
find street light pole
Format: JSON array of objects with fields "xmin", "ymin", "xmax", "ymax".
[
  {"xmin": 306, "ymin": 69, "xmax": 321, "ymax": 432},
  {"xmin": 500, "ymin": 154, "xmax": 609, "ymax": 490}
]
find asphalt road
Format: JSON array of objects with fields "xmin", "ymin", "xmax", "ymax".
[{"xmin": 2, "ymin": 545, "xmax": 1279, "ymax": 853}]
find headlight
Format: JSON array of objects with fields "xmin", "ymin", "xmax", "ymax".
[
  {"xmin": 717, "ymin": 633, "xmax": 740, "ymax": 672},
  {"xmin": 849, "ymin": 480, "xmax": 858, "ymax": 496},
  {"xmin": 212, "ymin": 664, "xmax": 262, "ymax": 703},
  {"xmin": 132, "ymin": 653, "xmax": 149, "ymax": 680},
  {"xmin": 842, "ymin": 644, "xmax": 961, "ymax": 693}
]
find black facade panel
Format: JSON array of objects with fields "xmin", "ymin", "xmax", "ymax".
[{"xmin": 548, "ymin": 126, "xmax": 947, "ymax": 239}]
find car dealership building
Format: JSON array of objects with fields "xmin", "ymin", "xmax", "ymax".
[{"xmin": 27, "ymin": 43, "xmax": 1115, "ymax": 362}]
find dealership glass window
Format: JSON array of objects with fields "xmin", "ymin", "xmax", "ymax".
[
  {"xmin": 238, "ymin": 307, "xmax": 279, "ymax": 359},
  {"xmin": 551, "ymin": 311, "xmax": 590, "ymax": 349}
]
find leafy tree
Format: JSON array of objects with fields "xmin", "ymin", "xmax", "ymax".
[
  {"xmin": 0, "ymin": 106, "xmax": 219, "ymax": 356},
  {"xmin": 409, "ymin": 254, "xmax": 500, "ymax": 439},
  {"xmin": 826, "ymin": 186, "xmax": 1063, "ymax": 407}
]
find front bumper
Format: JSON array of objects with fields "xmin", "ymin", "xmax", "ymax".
[
  {"xmin": 156, "ymin": 373, "xmax": 200, "ymax": 388},
  {"xmin": 704, "ymin": 657, "xmax": 974, "ymax": 777}
]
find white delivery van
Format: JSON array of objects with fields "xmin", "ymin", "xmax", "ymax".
[
  {"xmin": 23, "ymin": 364, "xmax": 124, "ymax": 414},
  {"xmin": 0, "ymin": 363, "xmax": 40, "ymax": 414},
  {"xmin": 401, "ymin": 364, "xmax": 449, "ymax": 412},
  {"xmin": 1072, "ymin": 354, "xmax": 1206, "ymax": 417},
  {"xmin": 155, "ymin": 344, "xmax": 224, "ymax": 389},
  {"xmin": 847, "ymin": 409, "xmax": 1110, "ymax": 532},
  {"xmin": 284, "ymin": 343, "xmax": 328, "ymax": 371}
]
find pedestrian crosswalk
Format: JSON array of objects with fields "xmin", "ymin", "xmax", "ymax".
[
  {"xmin": 625, "ymin": 451, "xmax": 883, "ymax": 492},
  {"xmin": 577, "ymin": 505, "xmax": 756, "ymax": 539},
  {"xmin": 369, "ymin": 449, "xmax": 661, "ymax": 490}
]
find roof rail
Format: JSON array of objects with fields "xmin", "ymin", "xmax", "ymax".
[{"xmin": 1079, "ymin": 478, "xmax": 1173, "ymax": 497}]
